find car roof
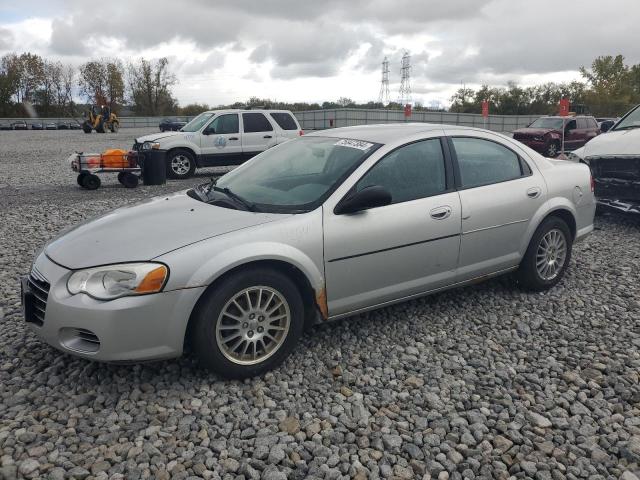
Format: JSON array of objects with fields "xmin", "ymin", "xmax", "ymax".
[
  {"xmin": 305, "ymin": 123, "xmax": 446, "ymax": 143},
  {"xmin": 203, "ymin": 109, "xmax": 294, "ymax": 114}
]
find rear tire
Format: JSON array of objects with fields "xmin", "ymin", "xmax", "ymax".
[
  {"xmin": 166, "ymin": 149, "xmax": 196, "ymax": 179},
  {"xmin": 517, "ymin": 216, "xmax": 572, "ymax": 291},
  {"xmin": 81, "ymin": 174, "xmax": 101, "ymax": 190},
  {"xmin": 190, "ymin": 268, "xmax": 304, "ymax": 379},
  {"xmin": 82, "ymin": 122, "xmax": 92, "ymax": 134}
]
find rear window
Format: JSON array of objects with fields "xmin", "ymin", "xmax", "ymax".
[
  {"xmin": 270, "ymin": 112, "xmax": 298, "ymax": 130},
  {"xmin": 577, "ymin": 118, "xmax": 588, "ymax": 129},
  {"xmin": 242, "ymin": 113, "xmax": 273, "ymax": 133}
]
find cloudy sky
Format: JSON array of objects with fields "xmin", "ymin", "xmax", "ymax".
[{"xmin": 1, "ymin": 0, "xmax": 639, "ymax": 108}]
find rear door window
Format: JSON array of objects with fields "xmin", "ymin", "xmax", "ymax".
[
  {"xmin": 270, "ymin": 112, "xmax": 298, "ymax": 130},
  {"xmin": 242, "ymin": 113, "xmax": 274, "ymax": 133},
  {"xmin": 452, "ymin": 137, "xmax": 526, "ymax": 189},
  {"xmin": 577, "ymin": 118, "xmax": 588, "ymax": 129}
]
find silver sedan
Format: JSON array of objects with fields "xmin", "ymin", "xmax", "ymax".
[{"xmin": 23, "ymin": 124, "xmax": 596, "ymax": 378}]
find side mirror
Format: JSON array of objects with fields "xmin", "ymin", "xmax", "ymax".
[
  {"xmin": 335, "ymin": 185, "xmax": 392, "ymax": 215},
  {"xmin": 203, "ymin": 126, "xmax": 215, "ymax": 135}
]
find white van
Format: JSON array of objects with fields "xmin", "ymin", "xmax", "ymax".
[{"xmin": 134, "ymin": 109, "xmax": 303, "ymax": 179}]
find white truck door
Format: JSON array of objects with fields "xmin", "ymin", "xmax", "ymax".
[{"xmin": 241, "ymin": 112, "xmax": 278, "ymax": 158}]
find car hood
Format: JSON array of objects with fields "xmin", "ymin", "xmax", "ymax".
[
  {"xmin": 581, "ymin": 128, "xmax": 640, "ymax": 157},
  {"xmin": 135, "ymin": 131, "xmax": 184, "ymax": 143},
  {"xmin": 45, "ymin": 192, "xmax": 287, "ymax": 269},
  {"xmin": 514, "ymin": 128, "xmax": 553, "ymax": 136}
]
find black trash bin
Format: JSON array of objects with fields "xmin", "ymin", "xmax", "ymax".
[{"xmin": 141, "ymin": 149, "xmax": 167, "ymax": 185}]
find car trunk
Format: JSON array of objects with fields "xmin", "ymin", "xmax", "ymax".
[{"xmin": 588, "ymin": 155, "xmax": 640, "ymax": 213}]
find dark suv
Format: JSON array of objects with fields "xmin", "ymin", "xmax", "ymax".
[{"xmin": 513, "ymin": 116, "xmax": 600, "ymax": 157}]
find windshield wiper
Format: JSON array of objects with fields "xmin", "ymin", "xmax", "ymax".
[
  {"xmin": 614, "ymin": 125, "xmax": 640, "ymax": 131},
  {"xmin": 210, "ymin": 185, "xmax": 259, "ymax": 212}
]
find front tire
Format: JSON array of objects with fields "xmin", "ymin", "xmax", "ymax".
[
  {"xmin": 166, "ymin": 149, "xmax": 196, "ymax": 179},
  {"xmin": 517, "ymin": 216, "xmax": 572, "ymax": 291},
  {"xmin": 81, "ymin": 174, "xmax": 101, "ymax": 190},
  {"xmin": 191, "ymin": 268, "xmax": 304, "ymax": 379},
  {"xmin": 82, "ymin": 122, "xmax": 92, "ymax": 134},
  {"xmin": 545, "ymin": 141, "xmax": 560, "ymax": 158}
]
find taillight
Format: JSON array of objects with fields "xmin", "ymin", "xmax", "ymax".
[
  {"xmin": 299, "ymin": 130, "xmax": 304, "ymax": 136},
  {"xmin": 590, "ymin": 174, "xmax": 595, "ymax": 192}
]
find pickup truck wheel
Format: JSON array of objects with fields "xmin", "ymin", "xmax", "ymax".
[
  {"xmin": 545, "ymin": 141, "xmax": 560, "ymax": 157},
  {"xmin": 167, "ymin": 149, "xmax": 196, "ymax": 179},
  {"xmin": 191, "ymin": 268, "xmax": 304, "ymax": 379},
  {"xmin": 517, "ymin": 216, "xmax": 572, "ymax": 291}
]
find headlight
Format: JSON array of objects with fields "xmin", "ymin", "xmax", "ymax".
[
  {"xmin": 142, "ymin": 141, "xmax": 160, "ymax": 150},
  {"xmin": 67, "ymin": 263, "xmax": 168, "ymax": 300},
  {"xmin": 566, "ymin": 152, "xmax": 582, "ymax": 162}
]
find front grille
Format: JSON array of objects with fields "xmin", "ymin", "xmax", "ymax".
[{"xmin": 27, "ymin": 267, "xmax": 50, "ymax": 326}]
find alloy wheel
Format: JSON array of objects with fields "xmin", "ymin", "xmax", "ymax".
[
  {"xmin": 171, "ymin": 155, "xmax": 191, "ymax": 175},
  {"xmin": 215, "ymin": 286, "xmax": 291, "ymax": 365},
  {"xmin": 536, "ymin": 228, "xmax": 567, "ymax": 281}
]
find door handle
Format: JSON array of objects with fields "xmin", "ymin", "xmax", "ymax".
[
  {"xmin": 228, "ymin": 137, "xmax": 239, "ymax": 141},
  {"xmin": 526, "ymin": 187, "xmax": 541, "ymax": 199},
  {"xmin": 430, "ymin": 206, "xmax": 452, "ymax": 220},
  {"xmin": 263, "ymin": 135, "xmax": 273, "ymax": 139}
]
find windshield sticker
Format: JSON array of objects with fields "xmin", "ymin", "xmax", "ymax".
[{"xmin": 335, "ymin": 139, "xmax": 374, "ymax": 151}]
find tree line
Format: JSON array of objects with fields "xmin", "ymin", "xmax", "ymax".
[
  {"xmin": 1, "ymin": 52, "xmax": 638, "ymax": 118},
  {"xmin": 449, "ymin": 55, "xmax": 640, "ymax": 117},
  {"xmin": 0, "ymin": 52, "xmax": 178, "ymax": 117}
]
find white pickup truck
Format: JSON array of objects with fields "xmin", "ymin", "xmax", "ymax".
[{"xmin": 134, "ymin": 109, "xmax": 303, "ymax": 178}]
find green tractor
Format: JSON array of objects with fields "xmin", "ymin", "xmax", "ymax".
[{"xmin": 82, "ymin": 105, "xmax": 119, "ymax": 133}]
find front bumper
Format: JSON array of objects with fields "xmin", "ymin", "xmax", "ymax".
[
  {"xmin": 514, "ymin": 138, "xmax": 547, "ymax": 153},
  {"xmin": 22, "ymin": 253, "xmax": 205, "ymax": 362}
]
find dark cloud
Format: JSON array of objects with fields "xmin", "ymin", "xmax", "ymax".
[{"xmin": 3, "ymin": 0, "xmax": 640, "ymax": 103}]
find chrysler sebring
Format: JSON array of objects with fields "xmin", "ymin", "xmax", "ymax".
[{"xmin": 22, "ymin": 124, "xmax": 596, "ymax": 378}]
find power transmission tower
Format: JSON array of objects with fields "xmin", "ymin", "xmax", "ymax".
[
  {"xmin": 398, "ymin": 51, "xmax": 412, "ymax": 105},
  {"xmin": 378, "ymin": 57, "xmax": 390, "ymax": 105}
]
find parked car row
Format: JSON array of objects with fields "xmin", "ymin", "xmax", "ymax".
[{"xmin": 0, "ymin": 121, "xmax": 83, "ymax": 130}]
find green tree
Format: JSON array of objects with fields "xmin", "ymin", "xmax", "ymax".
[{"xmin": 127, "ymin": 57, "xmax": 177, "ymax": 115}]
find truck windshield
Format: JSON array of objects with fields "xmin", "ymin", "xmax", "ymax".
[
  {"xmin": 212, "ymin": 136, "xmax": 380, "ymax": 213},
  {"xmin": 529, "ymin": 118, "xmax": 564, "ymax": 129},
  {"xmin": 181, "ymin": 112, "xmax": 214, "ymax": 132},
  {"xmin": 612, "ymin": 105, "xmax": 640, "ymax": 131}
]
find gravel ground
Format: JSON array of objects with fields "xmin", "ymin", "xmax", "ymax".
[{"xmin": 1, "ymin": 128, "xmax": 640, "ymax": 480}]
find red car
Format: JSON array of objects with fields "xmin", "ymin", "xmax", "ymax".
[{"xmin": 513, "ymin": 116, "xmax": 600, "ymax": 157}]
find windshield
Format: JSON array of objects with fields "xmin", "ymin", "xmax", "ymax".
[
  {"xmin": 612, "ymin": 105, "xmax": 640, "ymax": 131},
  {"xmin": 181, "ymin": 112, "xmax": 214, "ymax": 132},
  {"xmin": 213, "ymin": 136, "xmax": 379, "ymax": 212},
  {"xmin": 529, "ymin": 118, "xmax": 564, "ymax": 129}
]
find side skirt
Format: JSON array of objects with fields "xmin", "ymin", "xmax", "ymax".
[{"xmin": 325, "ymin": 265, "xmax": 519, "ymax": 322}]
